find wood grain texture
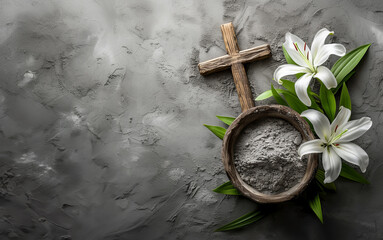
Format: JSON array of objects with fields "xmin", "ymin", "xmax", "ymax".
[
  {"xmin": 220, "ymin": 22, "xmax": 239, "ymax": 55},
  {"xmin": 220, "ymin": 23, "xmax": 254, "ymax": 112},
  {"xmin": 198, "ymin": 44, "xmax": 271, "ymax": 75},
  {"xmin": 231, "ymin": 63, "xmax": 255, "ymax": 111},
  {"xmin": 221, "ymin": 105, "xmax": 318, "ymax": 204}
]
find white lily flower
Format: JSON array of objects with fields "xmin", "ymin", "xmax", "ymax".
[
  {"xmin": 298, "ymin": 107, "xmax": 372, "ymax": 183},
  {"xmin": 274, "ymin": 28, "xmax": 346, "ymax": 106}
]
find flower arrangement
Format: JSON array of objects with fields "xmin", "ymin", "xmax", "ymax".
[{"xmin": 204, "ymin": 28, "xmax": 371, "ymax": 231}]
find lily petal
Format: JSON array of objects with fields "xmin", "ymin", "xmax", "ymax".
[
  {"xmin": 330, "ymin": 106, "xmax": 351, "ymax": 133},
  {"xmin": 322, "ymin": 146, "xmax": 342, "ymax": 183},
  {"xmin": 284, "ymin": 32, "xmax": 312, "ymax": 68},
  {"xmin": 314, "ymin": 44, "xmax": 346, "ymax": 66},
  {"xmin": 311, "ymin": 28, "xmax": 333, "ymax": 60},
  {"xmin": 298, "ymin": 139, "xmax": 324, "ymax": 157},
  {"xmin": 273, "ymin": 64, "xmax": 310, "ymax": 84},
  {"xmin": 332, "ymin": 142, "xmax": 369, "ymax": 172},
  {"xmin": 336, "ymin": 117, "xmax": 372, "ymax": 142},
  {"xmin": 314, "ymin": 66, "xmax": 337, "ymax": 89},
  {"xmin": 295, "ymin": 73, "xmax": 314, "ymax": 106},
  {"xmin": 301, "ymin": 109, "xmax": 331, "ymax": 142}
]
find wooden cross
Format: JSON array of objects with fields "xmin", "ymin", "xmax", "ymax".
[{"xmin": 198, "ymin": 22, "xmax": 271, "ymax": 112}]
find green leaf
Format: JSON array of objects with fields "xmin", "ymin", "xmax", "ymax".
[
  {"xmin": 283, "ymin": 45, "xmax": 296, "ymax": 65},
  {"xmin": 308, "ymin": 194, "xmax": 323, "ymax": 223},
  {"xmin": 331, "ymin": 44, "xmax": 371, "ymax": 84},
  {"xmin": 271, "ymin": 84, "xmax": 288, "ymax": 106},
  {"xmin": 309, "ymin": 91, "xmax": 320, "ymax": 99},
  {"xmin": 255, "ymin": 88, "xmax": 288, "ymax": 101},
  {"xmin": 280, "ymin": 79, "xmax": 296, "ymax": 94},
  {"xmin": 319, "ymin": 83, "xmax": 336, "ymax": 121},
  {"xmin": 340, "ymin": 162, "xmax": 369, "ymax": 184},
  {"xmin": 203, "ymin": 125, "xmax": 226, "ymax": 140},
  {"xmin": 307, "ymin": 88, "xmax": 324, "ymax": 113},
  {"xmin": 332, "ymin": 70, "xmax": 355, "ymax": 94},
  {"xmin": 282, "ymin": 92, "xmax": 308, "ymax": 113},
  {"xmin": 296, "ymin": 73, "xmax": 305, "ymax": 79},
  {"xmin": 339, "ymin": 83, "xmax": 351, "ymax": 110},
  {"xmin": 315, "ymin": 169, "xmax": 336, "ymax": 191},
  {"xmin": 216, "ymin": 116, "xmax": 235, "ymax": 126},
  {"xmin": 213, "ymin": 181, "xmax": 241, "ymax": 195},
  {"xmin": 276, "ymin": 80, "xmax": 320, "ymax": 112},
  {"xmin": 215, "ymin": 210, "xmax": 265, "ymax": 232}
]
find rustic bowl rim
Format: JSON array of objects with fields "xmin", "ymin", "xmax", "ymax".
[{"xmin": 221, "ymin": 104, "xmax": 318, "ymax": 204}]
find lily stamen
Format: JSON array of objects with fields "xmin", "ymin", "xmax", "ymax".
[
  {"xmin": 331, "ymin": 129, "xmax": 348, "ymax": 144},
  {"xmin": 293, "ymin": 42, "xmax": 298, "ymax": 51},
  {"xmin": 294, "ymin": 42, "xmax": 315, "ymax": 72}
]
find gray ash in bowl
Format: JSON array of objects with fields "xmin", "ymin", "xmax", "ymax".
[{"xmin": 234, "ymin": 117, "xmax": 307, "ymax": 195}]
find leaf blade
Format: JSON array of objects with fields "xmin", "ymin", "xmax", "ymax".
[
  {"xmin": 340, "ymin": 162, "xmax": 369, "ymax": 184},
  {"xmin": 203, "ymin": 125, "xmax": 226, "ymax": 140},
  {"xmin": 215, "ymin": 210, "xmax": 265, "ymax": 232},
  {"xmin": 282, "ymin": 92, "xmax": 308, "ymax": 114},
  {"xmin": 213, "ymin": 181, "xmax": 241, "ymax": 195},
  {"xmin": 308, "ymin": 194, "xmax": 323, "ymax": 223},
  {"xmin": 216, "ymin": 116, "xmax": 236, "ymax": 126},
  {"xmin": 319, "ymin": 83, "xmax": 336, "ymax": 121},
  {"xmin": 332, "ymin": 70, "xmax": 355, "ymax": 94},
  {"xmin": 271, "ymin": 84, "xmax": 288, "ymax": 106},
  {"xmin": 331, "ymin": 44, "xmax": 371, "ymax": 84},
  {"xmin": 307, "ymin": 88, "xmax": 324, "ymax": 113},
  {"xmin": 280, "ymin": 79, "xmax": 296, "ymax": 94},
  {"xmin": 339, "ymin": 83, "xmax": 352, "ymax": 110},
  {"xmin": 255, "ymin": 88, "xmax": 288, "ymax": 101}
]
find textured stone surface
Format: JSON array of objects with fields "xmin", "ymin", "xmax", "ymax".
[{"xmin": 0, "ymin": 0, "xmax": 382, "ymax": 239}]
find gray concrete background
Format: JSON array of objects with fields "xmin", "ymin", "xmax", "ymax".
[{"xmin": 0, "ymin": 0, "xmax": 382, "ymax": 239}]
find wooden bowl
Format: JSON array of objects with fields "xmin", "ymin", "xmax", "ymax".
[{"xmin": 222, "ymin": 105, "xmax": 318, "ymax": 204}]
